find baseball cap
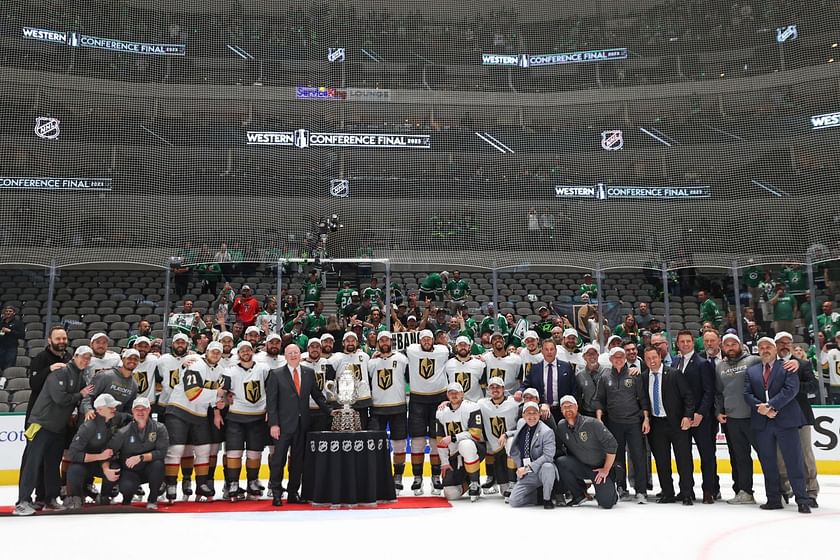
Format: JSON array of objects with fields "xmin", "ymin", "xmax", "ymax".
[
  {"xmin": 121, "ymin": 349, "xmax": 140, "ymax": 360},
  {"xmin": 94, "ymin": 394, "xmax": 119, "ymax": 409},
  {"xmin": 419, "ymin": 329, "xmax": 434, "ymax": 340},
  {"xmin": 407, "ymin": 315, "xmax": 418, "ymax": 322},
  {"xmin": 218, "ymin": 331, "xmax": 233, "ymax": 341},
  {"xmin": 522, "ymin": 402, "xmax": 540, "ymax": 413},
  {"xmin": 489, "ymin": 331, "xmax": 506, "ymax": 340},
  {"xmin": 523, "ymin": 388, "xmax": 539, "ymax": 398},
  {"xmin": 90, "ymin": 332, "xmax": 109, "ymax": 343},
  {"xmin": 377, "ymin": 331, "xmax": 392, "ymax": 341},
  {"xmin": 132, "ymin": 397, "xmax": 151, "ymax": 409},
  {"xmin": 773, "ymin": 331, "xmax": 793, "ymax": 342},
  {"xmin": 265, "ymin": 333, "xmax": 282, "ymax": 343},
  {"xmin": 206, "ymin": 341, "xmax": 223, "ymax": 353},
  {"xmin": 455, "ymin": 336, "xmax": 471, "ymax": 346},
  {"xmin": 446, "ymin": 382, "xmax": 464, "ymax": 393},
  {"xmin": 236, "ymin": 341, "xmax": 253, "ymax": 351},
  {"xmin": 74, "ymin": 345, "xmax": 93, "ymax": 357},
  {"xmin": 537, "ymin": 305, "xmax": 549, "ymax": 312},
  {"xmin": 320, "ymin": 333, "xmax": 334, "ymax": 343},
  {"xmin": 559, "ymin": 395, "xmax": 578, "ymax": 406},
  {"xmin": 609, "ymin": 346, "xmax": 626, "ymax": 357},
  {"xmin": 343, "ymin": 331, "xmax": 358, "ymax": 341},
  {"xmin": 245, "ymin": 326, "xmax": 261, "ymax": 335},
  {"xmin": 133, "ymin": 336, "xmax": 151, "ymax": 346},
  {"xmin": 487, "ymin": 376, "xmax": 505, "ymax": 387},
  {"xmin": 523, "ymin": 330, "xmax": 539, "ymax": 341},
  {"xmin": 607, "ymin": 335, "xmax": 622, "ymax": 345},
  {"xmin": 563, "ymin": 328, "xmax": 578, "ymax": 338},
  {"xmin": 757, "ymin": 337, "xmax": 776, "ymax": 347},
  {"xmin": 721, "ymin": 333, "xmax": 741, "ymax": 344},
  {"xmin": 172, "ymin": 333, "xmax": 190, "ymax": 343},
  {"xmin": 307, "ymin": 337, "xmax": 321, "ymax": 347},
  {"xmin": 242, "ymin": 284, "xmax": 251, "ymax": 290},
  {"xmin": 581, "ymin": 344, "xmax": 599, "ymax": 355}
]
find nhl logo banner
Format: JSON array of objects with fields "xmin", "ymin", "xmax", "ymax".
[
  {"xmin": 34, "ymin": 117, "xmax": 60, "ymax": 140},
  {"xmin": 600, "ymin": 130, "xmax": 623, "ymax": 150}
]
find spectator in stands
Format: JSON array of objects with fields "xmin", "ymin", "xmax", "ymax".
[
  {"xmin": 446, "ymin": 270, "xmax": 471, "ymax": 309},
  {"xmin": 419, "ymin": 271, "xmax": 449, "ymax": 301},
  {"xmin": 214, "ymin": 243, "xmax": 233, "ymax": 280},
  {"xmin": 635, "ymin": 302, "xmax": 654, "ymax": 329},
  {"xmin": 579, "ymin": 274, "xmax": 598, "ymax": 301},
  {"xmin": 697, "ymin": 290, "xmax": 722, "ymax": 330},
  {"xmin": 816, "ymin": 300, "xmax": 840, "ymax": 340},
  {"xmin": 134, "ymin": 319, "xmax": 153, "ymax": 340},
  {"xmin": 535, "ymin": 305, "xmax": 555, "ymax": 340},
  {"xmin": 613, "ymin": 314, "xmax": 640, "ymax": 344},
  {"xmin": 196, "ymin": 261, "xmax": 222, "ymax": 295},
  {"xmin": 0, "ymin": 305, "xmax": 24, "ymax": 388},
  {"xmin": 527, "ymin": 208, "xmax": 540, "ymax": 234},
  {"xmin": 363, "ymin": 277, "xmax": 384, "ymax": 308},
  {"xmin": 769, "ymin": 285, "xmax": 797, "ymax": 336},
  {"xmin": 232, "ymin": 285, "xmax": 261, "ymax": 327},
  {"xmin": 172, "ymin": 259, "xmax": 191, "ymax": 299}
]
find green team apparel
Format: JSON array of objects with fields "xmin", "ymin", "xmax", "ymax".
[
  {"xmin": 743, "ymin": 267, "xmax": 762, "ymax": 288},
  {"xmin": 773, "ymin": 294, "xmax": 796, "ymax": 322},
  {"xmin": 303, "ymin": 280, "xmax": 322, "ymax": 304},
  {"xmin": 336, "ymin": 288, "xmax": 354, "ymax": 310},
  {"xmin": 447, "ymin": 279, "xmax": 471, "ymax": 300},
  {"xmin": 363, "ymin": 287, "xmax": 384, "ymax": 306},
  {"xmin": 699, "ymin": 299, "xmax": 722, "ymax": 328}
]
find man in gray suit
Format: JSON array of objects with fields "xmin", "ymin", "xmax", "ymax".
[
  {"xmin": 502, "ymin": 401, "xmax": 558, "ymax": 508},
  {"xmin": 266, "ymin": 344, "xmax": 332, "ymax": 506}
]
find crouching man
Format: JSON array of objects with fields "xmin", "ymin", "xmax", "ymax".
[{"xmin": 503, "ymin": 402, "xmax": 558, "ymax": 509}]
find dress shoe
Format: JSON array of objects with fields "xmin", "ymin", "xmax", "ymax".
[
  {"xmin": 271, "ymin": 496, "xmax": 282, "ymax": 507},
  {"xmin": 702, "ymin": 492, "xmax": 714, "ymax": 504},
  {"xmin": 286, "ymin": 492, "xmax": 303, "ymax": 504},
  {"xmin": 544, "ymin": 501, "xmax": 555, "ymax": 510},
  {"xmin": 798, "ymin": 503, "xmax": 811, "ymax": 514},
  {"xmin": 810, "ymin": 498, "xmax": 819, "ymax": 509},
  {"xmin": 656, "ymin": 495, "xmax": 676, "ymax": 504},
  {"xmin": 682, "ymin": 497, "xmax": 694, "ymax": 506},
  {"xmin": 714, "ymin": 491, "xmax": 722, "ymax": 501},
  {"xmin": 760, "ymin": 501, "xmax": 783, "ymax": 510}
]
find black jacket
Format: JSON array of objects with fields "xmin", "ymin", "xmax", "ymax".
[
  {"xmin": 643, "ymin": 367, "xmax": 695, "ymax": 429},
  {"xmin": 674, "ymin": 353, "xmax": 715, "ymax": 417},
  {"xmin": 0, "ymin": 316, "xmax": 24, "ymax": 349},
  {"xmin": 788, "ymin": 357, "xmax": 817, "ymax": 425},
  {"xmin": 108, "ymin": 419, "xmax": 169, "ymax": 465},
  {"xmin": 28, "ymin": 361, "xmax": 84, "ymax": 434},
  {"xmin": 26, "ymin": 348, "xmax": 72, "ymax": 423},
  {"xmin": 266, "ymin": 364, "xmax": 330, "ymax": 434},
  {"xmin": 68, "ymin": 414, "xmax": 120, "ymax": 463}
]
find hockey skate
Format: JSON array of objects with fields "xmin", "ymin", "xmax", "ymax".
[
  {"xmin": 181, "ymin": 479, "xmax": 194, "ymax": 500},
  {"xmin": 247, "ymin": 480, "xmax": 263, "ymax": 500},
  {"xmin": 431, "ymin": 475, "xmax": 443, "ymax": 496},
  {"xmin": 394, "ymin": 476, "xmax": 404, "ymax": 492},
  {"xmin": 411, "ymin": 477, "xmax": 424, "ymax": 496},
  {"xmin": 165, "ymin": 484, "xmax": 178, "ymax": 503},
  {"xmin": 469, "ymin": 482, "xmax": 481, "ymax": 502},
  {"xmin": 195, "ymin": 483, "xmax": 215, "ymax": 502},
  {"xmin": 481, "ymin": 477, "xmax": 499, "ymax": 495}
]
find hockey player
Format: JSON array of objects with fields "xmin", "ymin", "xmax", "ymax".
[
  {"xmin": 435, "ymin": 382, "xmax": 485, "ymax": 501},
  {"xmin": 518, "ymin": 330, "xmax": 543, "ymax": 378},
  {"xmin": 131, "ymin": 337, "xmax": 158, "ymax": 402},
  {"xmin": 368, "ymin": 332, "xmax": 409, "ymax": 490},
  {"xmin": 331, "ymin": 331, "xmax": 373, "ymax": 427},
  {"xmin": 405, "ymin": 330, "xmax": 451, "ymax": 495},
  {"xmin": 477, "ymin": 377, "xmax": 520, "ymax": 497},
  {"xmin": 301, "ymin": 337, "xmax": 335, "ymax": 432},
  {"xmin": 482, "ymin": 332, "xmax": 523, "ymax": 394},
  {"xmin": 444, "ymin": 336, "xmax": 486, "ymax": 402}
]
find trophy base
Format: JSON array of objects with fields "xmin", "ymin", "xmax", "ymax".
[{"xmin": 331, "ymin": 407, "xmax": 362, "ymax": 432}]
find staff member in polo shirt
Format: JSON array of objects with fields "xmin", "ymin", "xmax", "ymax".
[
  {"xmin": 107, "ymin": 397, "xmax": 169, "ymax": 509},
  {"xmin": 555, "ymin": 395, "xmax": 618, "ymax": 509}
]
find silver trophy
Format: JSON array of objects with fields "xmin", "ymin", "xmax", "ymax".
[{"xmin": 324, "ymin": 365, "xmax": 362, "ymax": 431}]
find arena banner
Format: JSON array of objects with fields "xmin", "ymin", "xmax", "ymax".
[
  {"xmin": 0, "ymin": 176, "xmax": 112, "ymax": 191},
  {"xmin": 811, "ymin": 111, "xmax": 840, "ymax": 130},
  {"xmin": 554, "ymin": 184, "xmax": 711, "ymax": 200},
  {"xmin": 22, "ymin": 27, "xmax": 186, "ymax": 55},
  {"xmin": 246, "ymin": 130, "xmax": 431, "ymax": 149},
  {"xmin": 482, "ymin": 48, "xmax": 627, "ymax": 67}
]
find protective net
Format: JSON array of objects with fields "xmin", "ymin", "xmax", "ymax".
[{"xmin": 0, "ymin": 0, "xmax": 839, "ymax": 272}]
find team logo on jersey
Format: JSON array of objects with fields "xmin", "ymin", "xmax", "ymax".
[
  {"xmin": 149, "ymin": 431, "xmax": 157, "ymax": 443},
  {"xmin": 314, "ymin": 370, "xmax": 325, "ymax": 390},
  {"xmin": 377, "ymin": 368, "xmax": 393, "ymax": 390},
  {"xmin": 580, "ymin": 431, "xmax": 588, "ymax": 442},
  {"xmin": 345, "ymin": 363, "xmax": 362, "ymax": 382},
  {"xmin": 523, "ymin": 362, "xmax": 533, "ymax": 375},
  {"xmin": 489, "ymin": 368, "xmax": 504, "ymax": 381},
  {"xmin": 35, "ymin": 117, "xmax": 60, "ymax": 140},
  {"xmin": 624, "ymin": 378, "xmax": 634, "ymax": 388},
  {"xmin": 419, "ymin": 358, "xmax": 435, "ymax": 379},
  {"xmin": 354, "ymin": 440, "xmax": 364, "ymax": 452},
  {"xmin": 446, "ymin": 422, "xmax": 463, "ymax": 436},
  {"xmin": 168, "ymin": 369, "xmax": 180, "ymax": 389},
  {"xmin": 133, "ymin": 371, "xmax": 149, "ymax": 394},
  {"xmin": 455, "ymin": 372, "xmax": 471, "ymax": 392},
  {"xmin": 491, "ymin": 416, "xmax": 507, "ymax": 439},
  {"xmin": 244, "ymin": 380, "xmax": 262, "ymax": 403}
]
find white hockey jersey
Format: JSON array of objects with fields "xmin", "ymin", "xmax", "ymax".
[
  {"xmin": 368, "ymin": 352, "xmax": 409, "ymax": 411},
  {"xmin": 481, "ymin": 351, "xmax": 523, "ymax": 394},
  {"xmin": 406, "ymin": 343, "xmax": 451, "ymax": 401},
  {"xmin": 444, "ymin": 357, "xmax": 486, "ymax": 402}
]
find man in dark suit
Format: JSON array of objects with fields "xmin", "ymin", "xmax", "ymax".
[
  {"xmin": 642, "ymin": 346, "xmax": 695, "ymax": 505},
  {"xmin": 674, "ymin": 329, "xmax": 717, "ymax": 503},
  {"xmin": 744, "ymin": 337, "xmax": 810, "ymax": 514},
  {"xmin": 515, "ymin": 340, "xmax": 575, "ymax": 422},
  {"xmin": 266, "ymin": 343, "xmax": 332, "ymax": 506}
]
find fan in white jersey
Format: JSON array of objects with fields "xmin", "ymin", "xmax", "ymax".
[
  {"xmin": 477, "ymin": 377, "xmax": 520, "ymax": 496},
  {"xmin": 367, "ymin": 332, "xmax": 410, "ymax": 491},
  {"xmin": 163, "ymin": 340, "xmax": 226, "ymax": 502},
  {"xmin": 84, "ymin": 332, "xmax": 122, "ymax": 386},
  {"xmin": 131, "ymin": 336, "xmax": 159, "ymax": 402},
  {"xmin": 435, "ymin": 382, "xmax": 485, "ymax": 502},
  {"xmin": 220, "ymin": 341, "xmax": 270, "ymax": 500},
  {"xmin": 557, "ymin": 328, "xmax": 585, "ymax": 371},
  {"xmin": 518, "ymin": 330, "xmax": 544, "ymax": 379},
  {"xmin": 405, "ymin": 330, "xmax": 451, "ymax": 495},
  {"xmin": 445, "ymin": 336, "xmax": 486, "ymax": 402},
  {"xmin": 331, "ymin": 331, "xmax": 372, "ymax": 427},
  {"xmin": 301, "ymin": 337, "xmax": 336, "ymax": 432},
  {"xmin": 482, "ymin": 332, "xmax": 523, "ymax": 395},
  {"xmin": 255, "ymin": 333, "xmax": 287, "ymax": 370}
]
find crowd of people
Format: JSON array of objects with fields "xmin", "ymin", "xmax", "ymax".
[{"xmin": 11, "ymin": 264, "xmax": 840, "ymax": 516}]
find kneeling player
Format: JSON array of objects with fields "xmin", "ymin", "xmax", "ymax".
[
  {"xmin": 221, "ymin": 341, "xmax": 270, "ymax": 500},
  {"xmin": 435, "ymin": 382, "xmax": 485, "ymax": 502},
  {"xmin": 478, "ymin": 377, "xmax": 519, "ymax": 497}
]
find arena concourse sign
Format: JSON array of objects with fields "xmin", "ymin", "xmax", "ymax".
[
  {"xmin": 22, "ymin": 27, "xmax": 186, "ymax": 56},
  {"xmin": 246, "ymin": 130, "xmax": 431, "ymax": 149}
]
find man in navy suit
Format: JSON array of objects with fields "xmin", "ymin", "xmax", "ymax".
[
  {"xmin": 516, "ymin": 339, "xmax": 575, "ymax": 422},
  {"xmin": 744, "ymin": 337, "xmax": 811, "ymax": 514},
  {"xmin": 674, "ymin": 330, "xmax": 717, "ymax": 503}
]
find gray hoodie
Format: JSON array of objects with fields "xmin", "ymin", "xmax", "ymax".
[{"xmin": 714, "ymin": 352, "xmax": 760, "ymax": 419}]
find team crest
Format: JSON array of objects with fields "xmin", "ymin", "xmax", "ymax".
[
  {"xmin": 419, "ymin": 358, "xmax": 435, "ymax": 380},
  {"xmin": 377, "ymin": 368, "xmax": 393, "ymax": 391},
  {"xmin": 168, "ymin": 369, "xmax": 180, "ymax": 389},
  {"xmin": 314, "ymin": 370, "xmax": 325, "ymax": 390},
  {"xmin": 149, "ymin": 431, "xmax": 157, "ymax": 443},
  {"xmin": 244, "ymin": 380, "xmax": 262, "ymax": 403},
  {"xmin": 601, "ymin": 129, "xmax": 623, "ymax": 150},
  {"xmin": 491, "ymin": 416, "xmax": 507, "ymax": 439},
  {"xmin": 133, "ymin": 371, "xmax": 149, "ymax": 394},
  {"xmin": 580, "ymin": 431, "xmax": 588, "ymax": 442},
  {"xmin": 523, "ymin": 362, "xmax": 533, "ymax": 375},
  {"xmin": 349, "ymin": 363, "xmax": 362, "ymax": 381},
  {"xmin": 35, "ymin": 117, "xmax": 60, "ymax": 140},
  {"xmin": 489, "ymin": 368, "xmax": 504, "ymax": 381},
  {"xmin": 624, "ymin": 378, "xmax": 634, "ymax": 388},
  {"xmin": 455, "ymin": 372, "xmax": 471, "ymax": 392},
  {"xmin": 446, "ymin": 422, "xmax": 462, "ymax": 436}
]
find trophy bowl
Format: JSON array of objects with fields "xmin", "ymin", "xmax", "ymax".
[{"xmin": 324, "ymin": 366, "xmax": 362, "ymax": 432}]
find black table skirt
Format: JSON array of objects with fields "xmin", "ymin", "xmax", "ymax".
[{"xmin": 302, "ymin": 430, "xmax": 397, "ymax": 506}]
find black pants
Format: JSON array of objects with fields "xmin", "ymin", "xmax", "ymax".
[
  {"xmin": 66, "ymin": 462, "xmax": 116, "ymax": 498},
  {"xmin": 725, "ymin": 417, "xmax": 755, "ymax": 495},
  {"xmin": 119, "ymin": 460, "xmax": 165, "ymax": 504},
  {"xmin": 269, "ymin": 427, "xmax": 306, "ymax": 495},
  {"xmin": 649, "ymin": 417, "xmax": 694, "ymax": 498},
  {"xmin": 555, "ymin": 455, "xmax": 617, "ymax": 509},
  {"xmin": 18, "ymin": 428, "xmax": 65, "ymax": 504},
  {"xmin": 606, "ymin": 420, "xmax": 647, "ymax": 495},
  {"xmin": 690, "ymin": 415, "xmax": 718, "ymax": 494}
]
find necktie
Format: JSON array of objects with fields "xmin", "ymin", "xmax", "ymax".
[
  {"xmin": 762, "ymin": 363, "xmax": 771, "ymax": 388},
  {"xmin": 546, "ymin": 362, "xmax": 554, "ymax": 405},
  {"xmin": 293, "ymin": 367, "xmax": 301, "ymax": 395},
  {"xmin": 523, "ymin": 427, "xmax": 532, "ymax": 459},
  {"xmin": 652, "ymin": 371, "xmax": 662, "ymax": 417}
]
